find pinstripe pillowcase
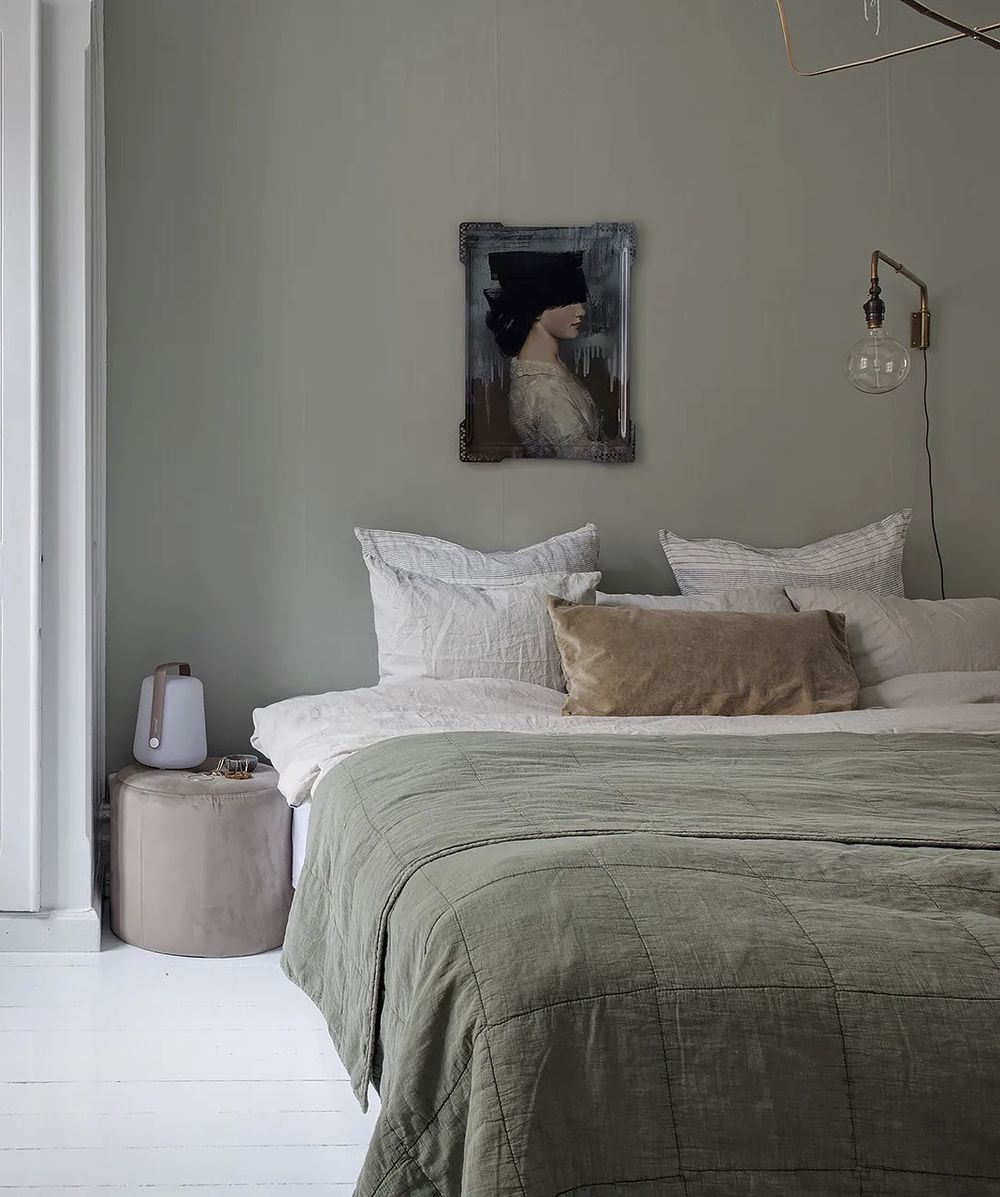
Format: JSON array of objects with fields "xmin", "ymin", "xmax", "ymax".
[
  {"xmin": 597, "ymin": 588, "xmax": 793, "ymax": 613},
  {"xmin": 658, "ymin": 510, "xmax": 911, "ymax": 597},
  {"xmin": 366, "ymin": 559, "xmax": 601, "ymax": 688},
  {"xmin": 355, "ymin": 523, "xmax": 599, "ymax": 584}
]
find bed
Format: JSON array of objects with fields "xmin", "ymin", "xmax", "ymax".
[{"xmin": 253, "ymin": 677, "xmax": 1000, "ymax": 1196}]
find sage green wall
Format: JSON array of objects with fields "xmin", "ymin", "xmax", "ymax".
[{"xmin": 104, "ymin": 0, "xmax": 1000, "ymax": 768}]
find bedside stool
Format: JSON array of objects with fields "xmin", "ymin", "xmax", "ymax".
[{"xmin": 110, "ymin": 760, "xmax": 292, "ymax": 957}]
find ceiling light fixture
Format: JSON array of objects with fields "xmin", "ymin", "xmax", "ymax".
[{"xmin": 774, "ymin": 0, "xmax": 1000, "ymax": 78}]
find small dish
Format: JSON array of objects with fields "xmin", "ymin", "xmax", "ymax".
[{"xmin": 217, "ymin": 754, "xmax": 259, "ymax": 779}]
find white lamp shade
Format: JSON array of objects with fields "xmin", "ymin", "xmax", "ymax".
[{"xmin": 133, "ymin": 671, "xmax": 207, "ymax": 769}]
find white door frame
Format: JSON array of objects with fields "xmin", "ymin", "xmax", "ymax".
[
  {"xmin": 0, "ymin": 0, "xmax": 41, "ymax": 912},
  {"xmin": 88, "ymin": 0, "xmax": 107, "ymax": 860}
]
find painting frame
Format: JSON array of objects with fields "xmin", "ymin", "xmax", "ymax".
[{"xmin": 459, "ymin": 221, "xmax": 637, "ymax": 463}]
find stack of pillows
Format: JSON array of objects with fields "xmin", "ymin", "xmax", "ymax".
[{"xmin": 356, "ymin": 510, "xmax": 1000, "ymax": 718}]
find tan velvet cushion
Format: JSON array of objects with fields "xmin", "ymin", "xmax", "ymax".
[{"xmin": 547, "ymin": 597, "xmax": 859, "ymax": 717}]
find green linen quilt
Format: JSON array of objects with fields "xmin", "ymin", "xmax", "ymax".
[{"xmin": 282, "ymin": 731, "xmax": 1000, "ymax": 1196}]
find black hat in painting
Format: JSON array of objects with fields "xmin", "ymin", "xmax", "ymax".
[
  {"xmin": 483, "ymin": 250, "xmax": 588, "ymax": 356},
  {"xmin": 486, "ymin": 250, "xmax": 588, "ymax": 309}
]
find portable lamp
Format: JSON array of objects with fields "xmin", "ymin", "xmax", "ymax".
[{"xmin": 845, "ymin": 250, "xmax": 929, "ymax": 394}]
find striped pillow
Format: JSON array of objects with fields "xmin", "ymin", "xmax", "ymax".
[
  {"xmin": 658, "ymin": 510, "xmax": 911, "ymax": 597},
  {"xmin": 355, "ymin": 523, "xmax": 599, "ymax": 584},
  {"xmin": 597, "ymin": 587, "xmax": 793, "ymax": 613}
]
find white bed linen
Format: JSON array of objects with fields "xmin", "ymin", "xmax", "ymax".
[
  {"xmin": 292, "ymin": 804, "xmax": 311, "ymax": 890},
  {"xmin": 252, "ymin": 676, "xmax": 1000, "ymax": 810}
]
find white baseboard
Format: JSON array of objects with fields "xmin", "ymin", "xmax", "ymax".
[{"xmin": 0, "ymin": 889, "xmax": 102, "ymax": 953}]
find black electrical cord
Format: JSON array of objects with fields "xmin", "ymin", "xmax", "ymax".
[{"xmin": 921, "ymin": 347, "xmax": 946, "ymax": 600}]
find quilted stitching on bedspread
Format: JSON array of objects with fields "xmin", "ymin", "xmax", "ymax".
[{"xmin": 281, "ymin": 731, "xmax": 1000, "ymax": 1197}]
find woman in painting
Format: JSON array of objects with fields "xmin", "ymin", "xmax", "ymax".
[{"xmin": 484, "ymin": 250, "xmax": 604, "ymax": 459}]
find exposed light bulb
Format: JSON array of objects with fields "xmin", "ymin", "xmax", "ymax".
[{"xmin": 845, "ymin": 326, "xmax": 911, "ymax": 394}]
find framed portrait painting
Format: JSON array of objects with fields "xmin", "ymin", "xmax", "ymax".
[{"xmin": 460, "ymin": 222, "xmax": 636, "ymax": 463}]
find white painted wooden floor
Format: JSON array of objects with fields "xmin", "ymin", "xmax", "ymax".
[{"xmin": 0, "ymin": 917, "xmax": 379, "ymax": 1195}]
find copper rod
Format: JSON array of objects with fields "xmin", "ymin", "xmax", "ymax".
[
  {"xmin": 871, "ymin": 250, "xmax": 929, "ymax": 314},
  {"xmin": 896, "ymin": 0, "xmax": 1000, "ymax": 49},
  {"xmin": 774, "ymin": 0, "xmax": 1000, "ymax": 77}
]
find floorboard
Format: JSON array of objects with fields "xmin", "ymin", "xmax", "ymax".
[{"xmin": 0, "ymin": 921, "xmax": 379, "ymax": 1192}]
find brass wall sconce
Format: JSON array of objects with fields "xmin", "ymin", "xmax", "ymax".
[
  {"xmin": 845, "ymin": 250, "xmax": 945, "ymax": 598},
  {"xmin": 845, "ymin": 250, "xmax": 929, "ymax": 395}
]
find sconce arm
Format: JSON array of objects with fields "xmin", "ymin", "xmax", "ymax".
[
  {"xmin": 871, "ymin": 250, "xmax": 931, "ymax": 348},
  {"xmin": 871, "ymin": 250, "xmax": 929, "ymax": 313}
]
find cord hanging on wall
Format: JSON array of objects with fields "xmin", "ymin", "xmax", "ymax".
[
  {"xmin": 863, "ymin": 1, "xmax": 882, "ymax": 39},
  {"xmin": 845, "ymin": 251, "xmax": 946, "ymax": 599},
  {"xmin": 774, "ymin": 0, "xmax": 1000, "ymax": 77}
]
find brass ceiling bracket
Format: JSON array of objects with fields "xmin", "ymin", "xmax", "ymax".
[
  {"xmin": 774, "ymin": 0, "xmax": 1000, "ymax": 77},
  {"xmin": 871, "ymin": 250, "xmax": 931, "ymax": 350},
  {"xmin": 897, "ymin": 0, "xmax": 1000, "ymax": 48}
]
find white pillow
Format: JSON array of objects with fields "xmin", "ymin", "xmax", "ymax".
[
  {"xmin": 860, "ymin": 671, "xmax": 1000, "ymax": 710},
  {"xmin": 658, "ymin": 511, "xmax": 911, "ymax": 597},
  {"xmin": 786, "ymin": 586, "xmax": 1000, "ymax": 687},
  {"xmin": 355, "ymin": 523, "xmax": 599, "ymax": 584},
  {"xmin": 366, "ymin": 558, "xmax": 600, "ymax": 689},
  {"xmin": 597, "ymin": 587, "xmax": 792, "ymax": 613}
]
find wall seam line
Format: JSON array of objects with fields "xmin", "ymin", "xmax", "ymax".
[{"xmin": 494, "ymin": 0, "xmax": 506, "ymax": 544}]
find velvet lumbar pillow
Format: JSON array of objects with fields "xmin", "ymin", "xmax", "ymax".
[{"xmin": 547, "ymin": 597, "xmax": 859, "ymax": 717}]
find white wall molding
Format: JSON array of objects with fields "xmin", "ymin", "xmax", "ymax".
[
  {"xmin": 34, "ymin": 0, "xmax": 101, "ymax": 927},
  {"xmin": 1, "ymin": 0, "xmax": 103, "ymax": 947},
  {"xmin": 88, "ymin": 0, "xmax": 108, "ymax": 840},
  {"xmin": 0, "ymin": 896, "xmax": 101, "ymax": 953},
  {"xmin": 0, "ymin": 0, "xmax": 42, "ymax": 912}
]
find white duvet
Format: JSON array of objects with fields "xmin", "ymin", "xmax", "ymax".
[{"xmin": 251, "ymin": 677, "xmax": 1000, "ymax": 807}]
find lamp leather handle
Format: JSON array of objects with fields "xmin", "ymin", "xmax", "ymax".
[{"xmin": 148, "ymin": 662, "xmax": 191, "ymax": 749}]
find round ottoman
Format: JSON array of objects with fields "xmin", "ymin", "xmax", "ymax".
[{"xmin": 110, "ymin": 761, "xmax": 292, "ymax": 957}]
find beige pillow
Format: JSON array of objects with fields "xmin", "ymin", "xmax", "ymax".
[
  {"xmin": 547, "ymin": 597, "xmax": 859, "ymax": 717},
  {"xmin": 786, "ymin": 587, "xmax": 1000, "ymax": 688}
]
